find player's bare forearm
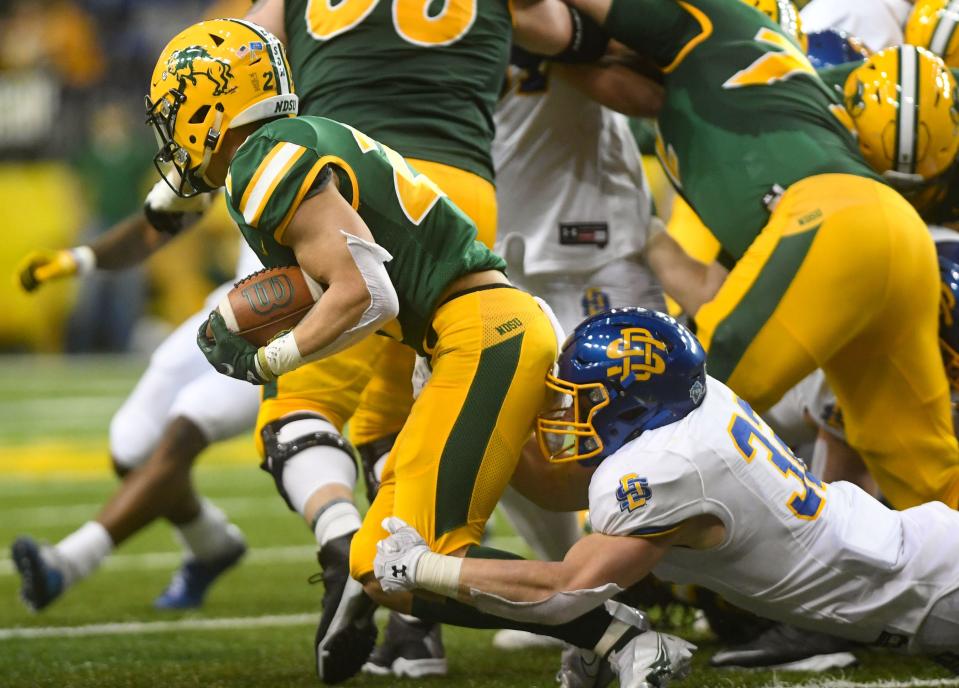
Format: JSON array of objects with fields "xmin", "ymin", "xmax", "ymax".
[
  {"xmin": 457, "ymin": 533, "xmax": 670, "ymax": 604},
  {"xmin": 90, "ymin": 212, "xmax": 171, "ymax": 270},
  {"xmin": 645, "ymin": 230, "xmax": 726, "ymax": 316},
  {"xmin": 290, "ymin": 278, "xmax": 371, "ymax": 357},
  {"xmin": 554, "ymin": 60, "xmax": 664, "ymax": 117},
  {"xmin": 282, "ymin": 181, "xmax": 386, "ymax": 360},
  {"xmin": 512, "ymin": 0, "xmax": 574, "ymax": 56},
  {"xmin": 245, "ymin": 0, "xmax": 286, "ymax": 44},
  {"xmin": 510, "ymin": 441, "xmax": 593, "ymax": 511}
]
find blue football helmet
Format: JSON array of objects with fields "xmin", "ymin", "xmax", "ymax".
[
  {"xmin": 536, "ymin": 308, "xmax": 707, "ymax": 464},
  {"xmin": 938, "ymin": 242, "xmax": 959, "ymax": 391},
  {"xmin": 806, "ymin": 30, "xmax": 870, "ymax": 69}
]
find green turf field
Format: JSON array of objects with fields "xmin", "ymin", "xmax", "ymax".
[{"xmin": 1, "ymin": 355, "xmax": 956, "ymax": 687}]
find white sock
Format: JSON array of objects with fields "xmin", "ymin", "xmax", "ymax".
[
  {"xmin": 313, "ymin": 500, "xmax": 362, "ymax": 550},
  {"xmin": 55, "ymin": 521, "xmax": 113, "ymax": 587},
  {"xmin": 175, "ymin": 499, "xmax": 244, "ymax": 562}
]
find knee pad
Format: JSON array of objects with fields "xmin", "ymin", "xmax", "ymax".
[
  {"xmin": 260, "ymin": 412, "xmax": 358, "ymax": 513},
  {"xmin": 355, "ymin": 432, "xmax": 398, "ymax": 503}
]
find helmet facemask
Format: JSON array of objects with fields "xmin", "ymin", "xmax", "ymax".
[
  {"xmin": 145, "ymin": 88, "xmax": 223, "ymax": 198},
  {"xmin": 537, "ymin": 375, "xmax": 610, "ymax": 463}
]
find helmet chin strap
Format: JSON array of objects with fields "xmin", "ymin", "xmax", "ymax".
[{"xmin": 193, "ymin": 109, "xmax": 224, "ymax": 190}]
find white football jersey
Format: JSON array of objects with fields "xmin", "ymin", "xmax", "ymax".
[
  {"xmin": 493, "ymin": 61, "xmax": 651, "ymax": 276},
  {"xmin": 800, "ymin": 0, "xmax": 910, "ymax": 52},
  {"xmin": 589, "ymin": 377, "xmax": 959, "ymax": 644}
]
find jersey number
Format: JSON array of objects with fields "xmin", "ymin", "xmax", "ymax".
[
  {"xmin": 726, "ymin": 396, "xmax": 826, "ymax": 520},
  {"xmin": 306, "ymin": 0, "xmax": 476, "ymax": 46},
  {"xmin": 346, "ymin": 125, "xmax": 445, "ymax": 224}
]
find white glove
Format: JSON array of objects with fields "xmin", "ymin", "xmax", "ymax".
[
  {"xmin": 411, "ymin": 355, "xmax": 432, "ymax": 400},
  {"xmin": 374, "ymin": 517, "xmax": 429, "ymax": 593},
  {"xmin": 610, "ymin": 631, "xmax": 696, "ymax": 688},
  {"xmin": 144, "ymin": 178, "xmax": 215, "ymax": 235}
]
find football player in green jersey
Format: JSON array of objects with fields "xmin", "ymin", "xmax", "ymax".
[
  {"xmin": 543, "ymin": 0, "xmax": 959, "ymax": 513},
  {"xmin": 242, "ymin": 0, "xmax": 658, "ymax": 680},
  {"xmin": 147, "ymin": 18, "xmax": 684, "ymax": 688}
]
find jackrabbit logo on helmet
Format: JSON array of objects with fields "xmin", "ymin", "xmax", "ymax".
[{"xmin": 166, "ymin": 46, "xmax": 237, "ymax": 96}]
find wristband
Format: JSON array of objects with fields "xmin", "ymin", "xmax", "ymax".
[
  {"xmin": 551, "ymin": 5, "xmax": 610, "ymax": 64},
  {"xmin": 415, "ymin": 551, "xmax": 463, "ymax": 597},
  {"xmin": 261, "ymin": 330, "xmax": 304, "ymax": 377},
  {"xmin": 69, "ymin": 246, "xmax": 97, "ymax": 276}
]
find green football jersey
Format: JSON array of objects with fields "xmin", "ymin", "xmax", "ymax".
[
  {"xmin": 282, "ymin": 0, "xmax": 511, "ymax": 183},
  {"xmin": 604, "ymin": 0, "xmax": 881, "ymax": 260},
  {"xmin": 224, "ymin": 116, "xmax": 506, "ymax": 354}
]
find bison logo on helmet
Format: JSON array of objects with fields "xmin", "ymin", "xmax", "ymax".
[{"xmin": 166, "ymin": 46, "xmax": 237, "ymax": 96}]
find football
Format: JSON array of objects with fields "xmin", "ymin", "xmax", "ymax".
[{"xmin": 209, "ymin": 266, "xmax": 324, "ymax": 346}]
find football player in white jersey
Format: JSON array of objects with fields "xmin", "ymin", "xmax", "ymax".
[
  {"xmin": 11, "ymin": 183, "xmax": 260, "ymax": 611},
  {"xmin": 374, "ymin": 308, "xmax": 959, "ymax": 686},
  {"xmin": 492, "ymin": 45, "xmax": 665, "ymax": 571},
  {"xmin": 713, "ymin": 230, "xmax": 959, "ymax": 669}
]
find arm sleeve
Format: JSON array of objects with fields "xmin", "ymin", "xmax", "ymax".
[{"xmin": 588, "ymin": 451, "xmax": 707, "ymax": 538}]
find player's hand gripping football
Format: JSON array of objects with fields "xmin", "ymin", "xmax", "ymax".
[
  {"xmin": 16, "ymin": 249, "xmax": 83, "ymax": 292},
  {"xmin": 374, "ymin": 517, "xmax": 430, "ymax": 593},
  {"xmin": 197, "ymin": 311, "xmax": 274, "ymax": 385}
]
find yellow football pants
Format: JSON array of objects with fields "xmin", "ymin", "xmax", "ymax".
[
  {"xmin": 349, "ymin": 286, "xmax": 558, "ymax": 579},
  {"xmin": 695, "ymin": 173, "xmax": 959, "ymax": 510},
  {"xmin": 254, "ymin": 160, "xmax": 498, "ymax": 453}
]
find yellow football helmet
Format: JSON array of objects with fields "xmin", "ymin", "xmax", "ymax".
[
  {"xmin": 146, "ymin": 19, "xmax": 297, "ymax": 197},
  {"xmin": 906, "ymin": 0, "xmax": 959, "ymax": 68},
  {"xmin": 741, "ymin": 0, "xmax": 808, "ymax": 52},
  {"xmin": 844, "ymin": 45, "xmax": 959, "ymax": 210}
]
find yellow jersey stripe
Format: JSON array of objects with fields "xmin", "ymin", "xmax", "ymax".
[{"xmin": 241, "ymin": 142, "xmax": 306, "ymax": 226}]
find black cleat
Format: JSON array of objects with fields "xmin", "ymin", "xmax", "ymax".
[
  {"xmin": 314, "ymin": 531, "xmax": 377, "ymax": 684},
  {"xmin": 363, "ymin": 612, "xmax": 447, "ymax": 678},
  {"xmin": 710, "ymin": 623, "xmax": 858, "ymax": 671}
]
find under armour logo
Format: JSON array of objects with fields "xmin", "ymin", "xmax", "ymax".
[{"xmin": 391, "ymin": 565, "xmax": 408, "ymax": 578}]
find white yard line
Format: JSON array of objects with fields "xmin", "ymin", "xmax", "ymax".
[
  {"xmin": 0, "ymin": 544, "xmax": 317, "ymax": 576},
  {"xmin": 0, "ymin": 536, "xmax": 524, "ymax": 576},
  {"xmin": 3, "ymin": 496, "xmax": 281, "ymax": 527},
  {"xmin": 0, "ymin": 613, "xmax": 316, "ymax": 640},
  {"xmin": 758, "ymin": 680, "xmax": 959, "ymax": 688}
]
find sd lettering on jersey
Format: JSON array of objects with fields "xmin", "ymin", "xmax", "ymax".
[
  {"xmin": 616, "ymin": 473, "xmax": 652, "ymax": 512},
  {"xmin": 606, "ymin": 327, "xmax": 666, "ymax": 383},
  {"xmin": 241, "ymin": 274, "xmax": 295, "ymax": 315}
]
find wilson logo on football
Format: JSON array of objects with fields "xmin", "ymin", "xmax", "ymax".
[
  {"xmin": 240, "ymin": 275, "xmax": 295, "ymax": 315},
  {"xmin": 606, "ymin": 327, "xmax": 666, "ymax": 383}
]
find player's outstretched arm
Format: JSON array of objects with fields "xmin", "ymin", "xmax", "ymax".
[
  {"xmin": 375, "ymin": 518, "xmax": 675, "ymax": 623},
  {"xmin": 16, "ymin": 179, "xmax": 213, "ymax": 292}
]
